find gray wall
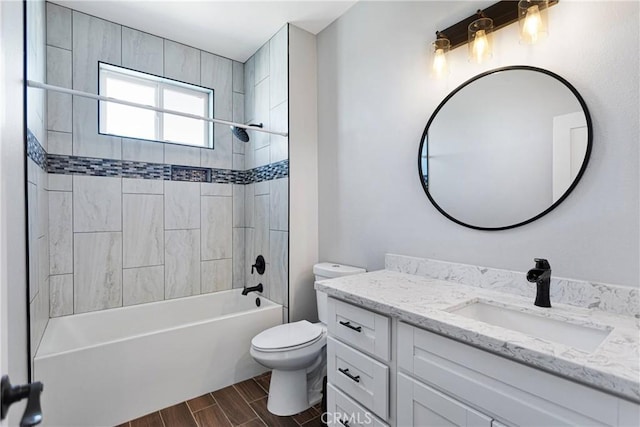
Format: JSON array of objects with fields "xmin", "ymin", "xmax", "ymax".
[
  {"xmin": 317, "ymin": 1, "xmax": 639, "ymax": 287},
  {"xmin": 241, "ymin": 25, "xmax": 290, "ymax": 318},
  {"xmin": 44, "ymin": 2, "xmax": 243, "ymax": 315}
]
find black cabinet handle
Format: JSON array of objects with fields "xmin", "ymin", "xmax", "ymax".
[
  {"xmin": 339, "ymin": 419, "xmax": 350, "ymax": 427},
  {"xmin": 338, "ymin": 368, "xmax": 360, "ymax": 383},
  {"xmin": 339, "ymin": 321, "xmax": 362, "ymax": 332}
]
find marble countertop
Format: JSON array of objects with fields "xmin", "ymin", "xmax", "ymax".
[{"xmin": 315, "ymin": 270, "xmax": 640, "ymax": 402}]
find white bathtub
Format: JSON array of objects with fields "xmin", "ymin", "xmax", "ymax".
[{"xmin": 34, "ymin": 289, "xmax": 282, "ymax": 426}]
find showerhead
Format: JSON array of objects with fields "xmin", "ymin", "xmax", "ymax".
[{"xmin": 230, "ymin": 123, "xmax": 263, "ymax": 142}]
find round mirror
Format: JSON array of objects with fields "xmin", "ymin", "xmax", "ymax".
[{"xmin": 419, "ymin": 66, "xmax": 592, "ymax": 230}]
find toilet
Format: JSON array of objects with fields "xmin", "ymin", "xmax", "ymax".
[{"xmin": 250, "ymin": 262, "xmax": 366, "ymax": 416}]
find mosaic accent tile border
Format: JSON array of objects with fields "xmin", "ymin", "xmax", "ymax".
[
  {"xmin": 26, "ymin": 129, "xmax": 288, "ymax": 184},
  {"xmin": 26, "ymin": 129, "xmax": 47, "ymax": 170}
]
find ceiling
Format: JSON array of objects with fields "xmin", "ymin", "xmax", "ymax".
[{"xmin": 52, "ymin": 0, "xmax": 358, "ymax": 63}]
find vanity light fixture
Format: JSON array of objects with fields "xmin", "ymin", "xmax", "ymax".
[
  {"xmin": 518, "ymin": 0, "xmax": 549, "ymax": 44},
  {"xmin": 431, "ymin": 32, "xmax": 451, "ymax": 77},
  {"xmin": 431, "ymin": 0, "xmax": 558, "ymax": 71},
  {"xmin": 468, "ymin": 14, "xmax": 494, "ymax": 64}
]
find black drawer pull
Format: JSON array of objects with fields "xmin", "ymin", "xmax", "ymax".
[
  {"xmin": 338, "ymin": 368, "xmax": 360, "ymax": 383},
  {"xmin": 339, "ymin": 321, "xmax": 362, "ymax": 332},
  {"xmin": 339, "ymin": 419, "xmax": 350, "ymax": 427}
]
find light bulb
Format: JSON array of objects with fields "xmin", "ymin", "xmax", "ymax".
[
  {"xmin": 432, "ymin": 48, "xmax": 447, "ymax": 76},
  {"xmin": 523, "ymin": 5, "xmax": 542, "ymax": 43},
  {"xmin": 472, "ymin": 30, "xmax": 488, "ymax": 63}
]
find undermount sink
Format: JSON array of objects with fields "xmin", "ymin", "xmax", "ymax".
[{"xmin": 448, "ymin": 301, "xmax": 611, "ymax": 353}]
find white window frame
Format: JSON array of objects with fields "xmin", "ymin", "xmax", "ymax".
[{"xmin": 98, "ymin": 62, "xmax": 214, "ymax": 149}]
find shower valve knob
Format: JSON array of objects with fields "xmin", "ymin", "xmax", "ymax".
[
  {"xmin": 1, "ymin": 375, "xmax": 44, "ymax": 426},
  {"xmin": 251, "ymin": 255, "xmax": 266, "ymax": 275}
]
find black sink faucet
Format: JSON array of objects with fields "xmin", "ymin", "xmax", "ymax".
[
  {"xmin": 242, "ymin": 283, "xmax": 263, "ymax": 296},
  {"xmin": 526, "ymin": 258, "xmax": 552, "ymax": 308}
]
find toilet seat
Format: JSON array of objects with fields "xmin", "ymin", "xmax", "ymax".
[{"xmin": 251, "ymin": 320, "xmax": 324, "ymax": 352}]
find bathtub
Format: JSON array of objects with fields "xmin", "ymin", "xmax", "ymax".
[{"xmin": 34, "ymin": 289, "xmax": 282, "ymax": 426}]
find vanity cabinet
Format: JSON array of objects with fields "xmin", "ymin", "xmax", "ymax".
[
  {"xmin": 398, "ymin": 321, "xmax": 633, "ymax": 426},
  {"xmin": 326, "ymin": 297, "xmax": 391, "ymax": 426}
]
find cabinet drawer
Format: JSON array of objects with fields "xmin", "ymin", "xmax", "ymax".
[
  {"xmin": 397, "ymin": 373, "xmax": 492, "ymax": 427},
  {"xmin": 327, "ymin": 336, "xmax": 389, "ymax": 420},
  {"xmin": 326, "ymin": 383, "xmax": 388, "ymax": 427},
  {"xmin": 327, "ymin": 297, "xmax": 390, "ymax": 361},
  {"xmin": 398, "ymin": 322, "xmax": 618, "ymax": 426}
]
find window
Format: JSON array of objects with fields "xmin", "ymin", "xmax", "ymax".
[{"xmin": 98, "ymin": 63, "xmax": 214, "ymax": 148}]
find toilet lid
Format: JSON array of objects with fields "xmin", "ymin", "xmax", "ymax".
[{"xmin": 252, "ymin": 320, "xmax": 323, "ymax": 351}]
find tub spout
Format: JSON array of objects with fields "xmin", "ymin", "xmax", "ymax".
[{"xmin": 242, "ymin": 283, "xmax": 263, "ymax": 296}]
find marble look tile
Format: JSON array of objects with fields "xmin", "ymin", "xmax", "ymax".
[
  {"xmin": 122, "ymin": 138, "xmax": 164, "ymax": 163},
  {"xmin": 122, "ymin": 27, "xmax": 163, "ymax": 75},
  {"xmin": 244, "ymin": 140, "xmax": 255, "ymax": 170},
  {"xmin": 244, "ymin": 56, "xmax": 255, "ymax": 123},
  {"xmin": 254, "ymin": 195, "xmax": 269, "ymax": 263},
  {"xmin": 49, "ymin": 191, "xmax": 73, "ymax": 274},
  {"xmin": 164, "ymin": 181, "xmax": 200, "ymax": 230},
  {"xmin": 46, "ymin": 2, "xmax": 71, "ymax": 49},
  {"xmin": 164, "ymin": 40, "xmax": 200, "ymax": 86},
  {"xmin": 165, "ymin": 229, "xmax": 200, "ymax": 299},
  {"xmin": 73, "ymin": 176, "xmax": 122, "ymax": 232},
  {"xmin": 245, "ymin": 228, "xmax": 255, "ymax": 269},
  {"xmin": 74, "ymin": 232, "xmax": 122, "ymax": 313},
  {"xmin": 254, "ymin": 181, "xmax": 269, "ymax": 196},
  {"xmin": 201, "ymin": 196, "xmax": 232, "ymax": 260},
  {"xmin": 73, "ymin": 96, "xmax": 122, "ymax": 159},
  {"xmin": 47, "ymin": 46, "xmax": 72, "ymax": 133},
  {"xmin": 270, "ymin": 101, "xmax": 288, "ymax": 163},
  {"xmin": 72, "ymin": 11, "xmax": 121, "ymax": 93},
  {"xmin": 233, "ymin": 139, "xmax": 246, "ymax": 156},
  {"xmin": 201, "ymin": 124, "xmax": 232, "ymax": 169},
  {"xmin": 269, "ymin": 178, "xmax": 288, "ymax": 231},
  {"xmin": 233, "ymin": 60, "xmax": 244, "ymax": 93},
  {"xmin": 232, "ymin": 228, "xmax": 245, "ymax": 289},
  {"xmin": 255, "ymin": 146, "xmax": 270, "ymax": 168},
  {"xmin": 27, "ymin": 183, "xmax": 38, "ymax": 301},
  {"xmin": 233, "ymin": 154, "xmax": 245, "ymax": 170},
  {"xmin": 201, "ymin": 52, "xmax": 232, "ymax": 121},
  {"xmin": 38, "ymin": 178, "xmax": 49, "ymax": 238},
  {"xmin": 123, "ymin": 266, "xmax": 164, "ymax": 306},
  {"xmin": 48, "ymin": 131, "xmax": 72, "ymax": 155},
  {"xmin": 233, "ymin": 185, "xmax": 245, "ymax": 228},
  {"xmin": 122, "ymin": 178, "xmax": 163, "ymax": 194},
  {"xmin": 48, "ymin": 174, "xmax": 72, "ymax": 191},
  {"xmin": 269, "ymin": 231, "xmax": 288, "ymax": 306},
  {"xmin": 201, "ymin": 183, "xmax": 232, "ymax": 196},
  {"xmin": 38, "ymin": 234, "xmax": 50, "ymax": 301},
  {"xmin": 165, "ymin": 143, "xmax": 201, "ymax": 167},
  {"xmin": 254, "ymin": 43, "xmax": 270, "ymax": 84},
  {"xmin": 253, "ymin": 79, "xmax": 270, "ymax": 150},
  {"xmin": 270, "ymin": 25, "xmax": 288, "ymax": 109},
  {"xmin": 50, "ymin": 274, "xmax": 73, "ymax": 317},
  {"xmin": 123, "ymin": 194, "xmax": 164, "ymax": 268},
  {"xmin": 201, "ymin": 259, "xmax": 232, "ymax": 293},
  {"xmin": 233, "ymin": 92, "xmax": 245, "ymax": 125},
  {"xmin": 244, "ymin": 184, "xmax": 255, "ymax": 227}
]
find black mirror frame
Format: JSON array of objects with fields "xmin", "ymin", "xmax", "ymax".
[{"xmin": 418, "ymin": 65, "xmax": 593, "ymax": 231}]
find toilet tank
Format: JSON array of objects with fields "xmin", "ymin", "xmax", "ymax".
[{"xmin": 313, "ymin": 263, "xmax": 366, "ymax": 324}]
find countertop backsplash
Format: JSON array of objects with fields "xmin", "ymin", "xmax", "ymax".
[{"xmin": 385, "ymin": 254, "xmax": 640, "ymax": 319}]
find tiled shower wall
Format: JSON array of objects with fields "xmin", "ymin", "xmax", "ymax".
[
  {"xmin": 42, "ymin": 3, "xmax": 291, "ymax": 317},
  {"xmin": 237, "ymin": 26, "xmax": 290, "ymax": 315},
  {"xmin": 27, "ymin": 0, "xmax": 50, "ymax": 361}
]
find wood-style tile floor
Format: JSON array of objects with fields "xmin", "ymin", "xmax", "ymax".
[{"xmin": 117, "ymin": 372, "xmax": 323, "ymax": 427}]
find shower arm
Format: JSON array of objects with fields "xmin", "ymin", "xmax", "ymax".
[{"xmin": 26, "ymin": 80, "xmax": 289, "ymax": 138}]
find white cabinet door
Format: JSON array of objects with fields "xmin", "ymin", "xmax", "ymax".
[
  {"xmin": 398, "ymin": 373, "xmax": 492, "ymax": 427},
  {"xmin": 326, "ymin": 383, "xmax": 389, "ymax": 427}
]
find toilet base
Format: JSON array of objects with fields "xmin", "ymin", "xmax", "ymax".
[{"xmin": 267, "ymin": 369, "xmax": 310, "ymax": 416}]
